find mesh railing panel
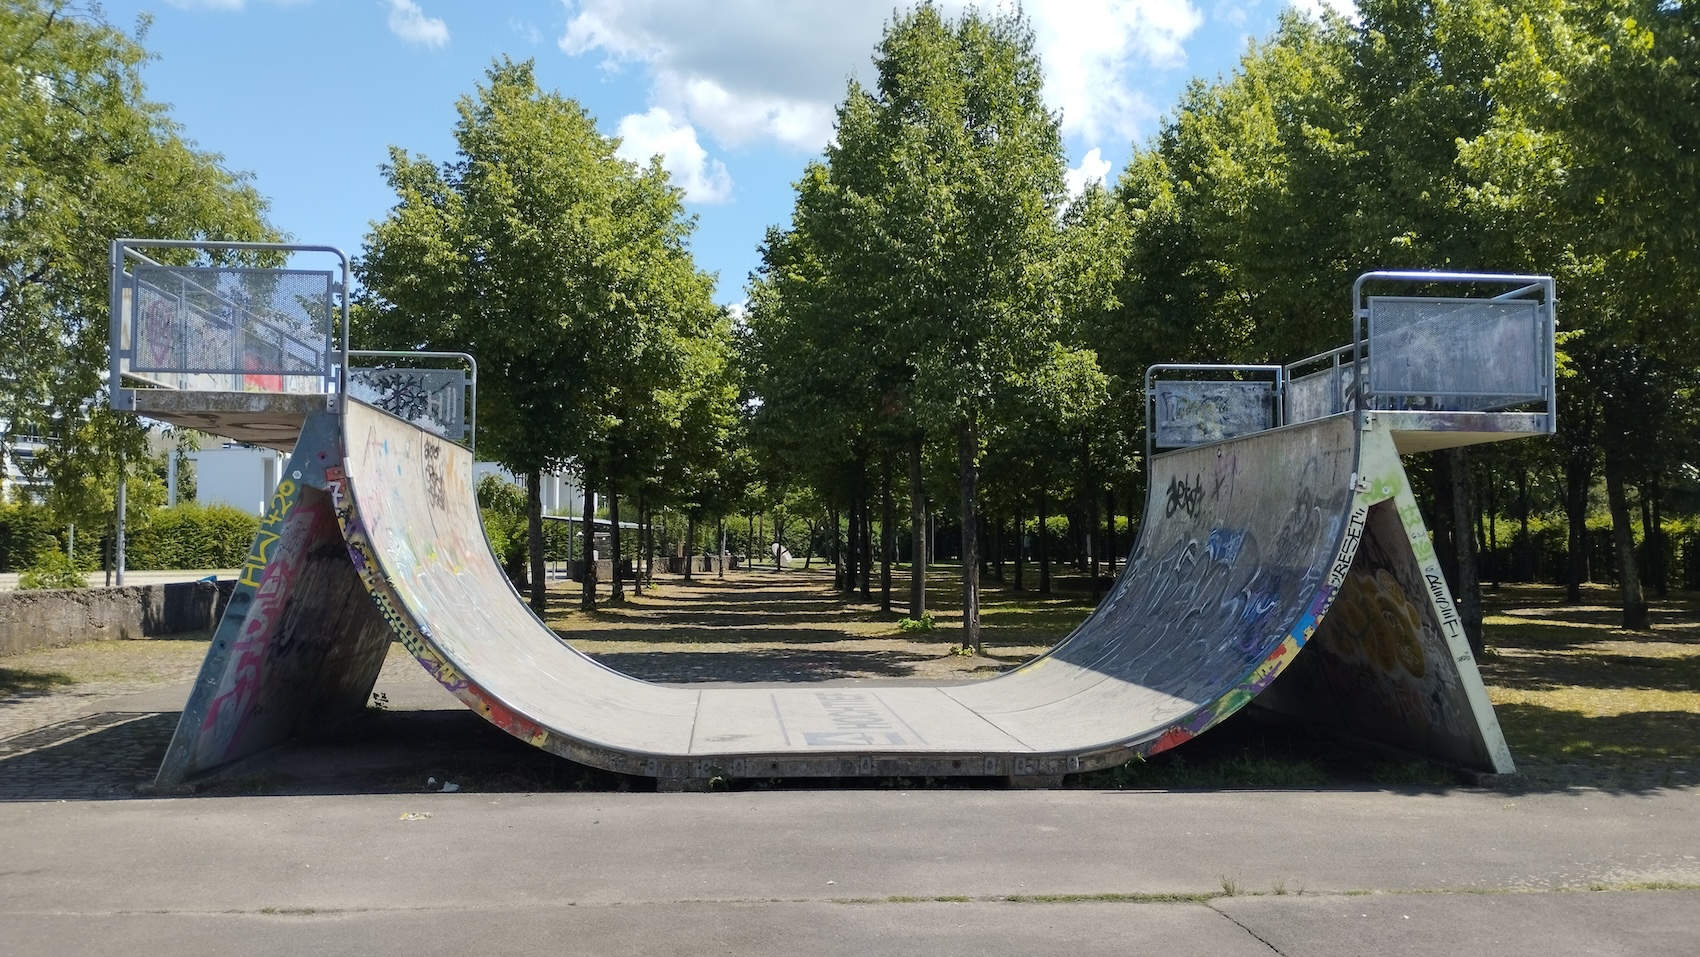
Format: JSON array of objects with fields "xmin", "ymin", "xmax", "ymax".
[
  {"xmin": 348, "ymin": 367, "xmax": 468, "ymax": 441},
  {"xmin": 126, "ymin": 266, "xmax": 331, "ymax": 392},
  {"xmin": 1366, "ymin": 297, "xmax": 1545, "ymax": 411},
  {"xmin": 1152, "ymin": 380, "xmax": 1278, "ymax": 449}
]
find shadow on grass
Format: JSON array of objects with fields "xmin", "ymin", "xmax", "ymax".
[
  {"xmin": 1492, "ymin": 702, "xmax": 1700, "ymax": 791},
  {"xmin": 1485, "ymin": 648, "xmax": 1700, "ymax": 695},
  {"xmin": 0, "ymin": 666, "xmax": 77, "ymax": 700}
]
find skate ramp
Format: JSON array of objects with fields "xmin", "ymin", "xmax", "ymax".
[
  {"xmin": 157, "ymin": 397, "xmax": 1513, "ymax": 787},
  {"xmin": 332, "ymin": 398, "xmax": 1450, "ymax": 785}
]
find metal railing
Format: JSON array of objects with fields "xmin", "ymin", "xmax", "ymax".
[
  {"xmin": 109, "ymin": 240, "xmax": 351, "ymax": 406},
  {"xmin": 1146, "ymin": 271, "xmax": 1559, "ymax": 461},
  {"xmin": 1144, "ymin": 364, "xmax": 1285, "ymax": 461},
  {"xmin": 1351, "ymin": 271, "xmax": 1557, "ymax": 433},
  {"xmin": 347, "ymin": 350, "xmax": 478, "ymax": 451}
]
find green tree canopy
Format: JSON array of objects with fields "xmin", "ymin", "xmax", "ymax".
[
  {"xmin": 2, "ymin": 0, "xmax": 275, "ymax": 565},
  {"xmin": 357, "ymin": 57, "xmax": 727, "ymax": 610}
]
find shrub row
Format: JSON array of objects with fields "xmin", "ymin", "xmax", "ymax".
[{"xmin": 0, "ymin": 501, "xmax": 259, "ymax": 573}]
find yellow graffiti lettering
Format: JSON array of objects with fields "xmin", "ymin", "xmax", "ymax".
[{"xmin": 238, "ymin": 528, "xmax": 281, "ymax": 587}]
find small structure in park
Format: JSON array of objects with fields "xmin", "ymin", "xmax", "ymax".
[{"xmin": 110, "ymin": 240, "xmax": 1554, "ymax": 789}]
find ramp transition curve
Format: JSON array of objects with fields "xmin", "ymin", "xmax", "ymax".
[{"xmin": 157, "ymin": 399, "xmax": 1513, "ymax": 787}]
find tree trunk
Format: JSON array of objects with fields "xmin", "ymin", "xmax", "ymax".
[
  {"xmin": 718, "ymin": 518, "xmax": 727, "ymax": 579},
  {"xmin": 908, "ymin": 435, "xmax": 927, "ymax": 619},
  {"xmin": 1564, "ymin": 423, "xmax": 1595, "ymax": 604},
  {"xmin": 843, "ymin": 496, "xmax": 858, "ymax": 592},
  {"xmin": 880, "ymin": 450, "xmax": 894, "ymax": 613},
  {"xmin": 1516, "ymin": 466, "xmax": 1532, "ymax": 582},
  {"xmin": 957, "ymin": 415, "xmax": 982, "ymax": 653},
  {"xmin": 1089, "ymin": 483, "xmax": 1102, "ymax": 603},
  {"xmin": 1642, "ymin": 478, "xmax": 1668, "ymax": 598},
  {"xmin": 830, "ymin": 506, "xmax": 842, "ymax": 587},
  {"xmin": 1484, "ymin": 464, "xmax": 1498, "ymax": 591},
  {"xmin": 608, "ymin": 485, "xmax": 623, "ymax": 591},
  {"xmin": 527, "ymin": 469, "xmax": 545, "ymax": 613},
  {"xmin": 580, "ymin": 472, "xmax": 597, "ymax": 610},
  {"xmin": 683, "ymin": 513, "xmax": 696, "ymax": 582},
  {"xmin": 635, "ymin": 493, "xmax": 647, "ymax": 594},
  {"xmin": 1603, "ymin": 437, "xmax": 1650, "ymax": 630},
  {"xmin": 1105, "ymin": 488, "xmax": 1117, "ymax": 580},
  {"xmin": 859, "ymin": 480, "xmax": 872, "ymax": 600},
  {"xmin": 1037, "ymin": 488, "xmax": 1051, "ymax": 595},
  {"xmin": 1446, "ymin": 449, "xmax": 1484, "ymax": 657},
  {"xmin": 1013, "ymin": 503, "xmax": 1025, "ymax": 591},
  {"xmin": 1431, "ymin": 451, "xmax": 1484, "ymax": 657}
]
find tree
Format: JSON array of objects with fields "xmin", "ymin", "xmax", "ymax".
[
  {"xmin": 358, "ymin": 58, "xmax": 722, "ymax": 613},
  {"xmin": 749, "ymin": 4, "xmax": 1070, "ymax": 651},
  {"xmin": 1, "ymin": 0, "xmax": 275, "ymax": 564}
]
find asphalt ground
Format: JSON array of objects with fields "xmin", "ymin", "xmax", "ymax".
[{"xmin": 2, "ymin": 628, "xmax": 1697, "ymax": 954}]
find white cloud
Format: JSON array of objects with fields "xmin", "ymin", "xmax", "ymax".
[
  {"xmin": 1065, "ymin": 148, "xmax": 1113, "ymax": 197},
  {"xmin": 557, "ymin": 0, "xmax": 1202, "ymax": 157},
  {"xmin": 616, "ymin": 107, "xmax": 734, "ymax": 204},
  {"xmin": 510, "ymin": 18, "xmax": 544, "ymax": 45},
  {"xmin": 387, "ymin": 0, "xmax": 449, "ymax": 49},
  {"xmin": 1025, "ymin": 0, "xmax": 1202, "ymax": 145},
  {"xmin": 560, "ymin": 1, "xmax": 876, "ymax": 150}
]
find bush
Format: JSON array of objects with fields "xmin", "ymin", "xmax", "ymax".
[
  {"xmin": 0, "ymin": 499, "xmax": 61, "ymax": 573},
  {"xmin": 126, "ymin": 502, "xmax": 260, "ymax": 570},
  {"xmin": 18, "ymin": 551, "xmax": 88, "ymax": 590}
]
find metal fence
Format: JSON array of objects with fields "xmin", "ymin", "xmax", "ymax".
[
  {"xmin": 111, "ymin": 240, "xmax": 347, "ymax": 398},
  {"xmin": 347, "ymin": 351, "xmax": 476, "ymax": 445},
  {"xmin": 1352, "ymin": 271, "xmax": 1556, "ymax": 431},
  {"xmin": 1145, "ymin": 364, "xmax": 1285, "ymax": 459}
]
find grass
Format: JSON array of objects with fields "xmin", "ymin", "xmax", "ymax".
[
  {"xmin": 1478, "ymin": 583, "xmax": 1700, "ymax": 789},
  {"xmin": 0, "ymin": 665, "xmax": 77, "ymax": 698},
  {"xmin": 0, "ymin": 635, "xmax": 211, "ymax": 692}
]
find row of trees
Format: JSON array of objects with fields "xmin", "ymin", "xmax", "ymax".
[
  {"xmin": 1103, "ymin": 0, "xmax": 1699, "ymax": 632},
  {"xmin": 355, "ymin": 59, "xmax": 740, "ymax": 614},
  {"xmin": 9, "ymin": 0, "xmax": 1698, "ymax": 647},
  {"xmin": 745, "ymin": 0, "xmax": 1700, "ymax": 643},
  {"xmin": 742, "ymin": 5, "xmax": 1126, "ymax": 651}
]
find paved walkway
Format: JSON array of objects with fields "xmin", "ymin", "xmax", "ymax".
[{"xmin": 0, "ymin": 568, "xmax": 237, "ymax": 591}]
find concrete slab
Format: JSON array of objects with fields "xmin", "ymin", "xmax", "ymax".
[
  {"xmin": 0, "ymin": 788, "xmax": 1695, "ymax": 956},
  {"xmin": 0, "ymin": 901, "xmax": 1270, "ymax": 957},
  {"xmin": 1217, "ymin": 889, "xmax": 1700, "ymax": 957},
  {"xmin": 1, "ymin": 790, "xmax": 1696, "ymax": 913}
]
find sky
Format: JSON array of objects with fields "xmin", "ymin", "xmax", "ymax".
[{"xmin": 101, "ymin": 0, "xmax": 1345, "ymax": 306}]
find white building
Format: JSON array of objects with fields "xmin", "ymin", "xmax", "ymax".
[
  {"xmin": 188, "ymin": 444, "xmax": 287, "ymax": 515},
  {"xmin": 1, "ymin": 429, "xmax": 52, "ymax": 503}
]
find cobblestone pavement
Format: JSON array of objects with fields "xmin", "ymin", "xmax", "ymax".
[{"xmin": 0, "ymin": 639, "xmax": 436, "ymax": 801}]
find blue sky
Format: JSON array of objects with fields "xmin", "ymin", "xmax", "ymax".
[{"xmin": 102, "ymin": 0, "xmax": 1341, "ymax": 306}]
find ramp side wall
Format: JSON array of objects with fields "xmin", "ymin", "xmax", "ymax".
[
  {"xmin": 156, "ymin": 412, "xmax": 393, "ymax": 784},
  {"xmin": 1250, "ymin": 428, "xmax": 1516, "ymax": 773}
]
